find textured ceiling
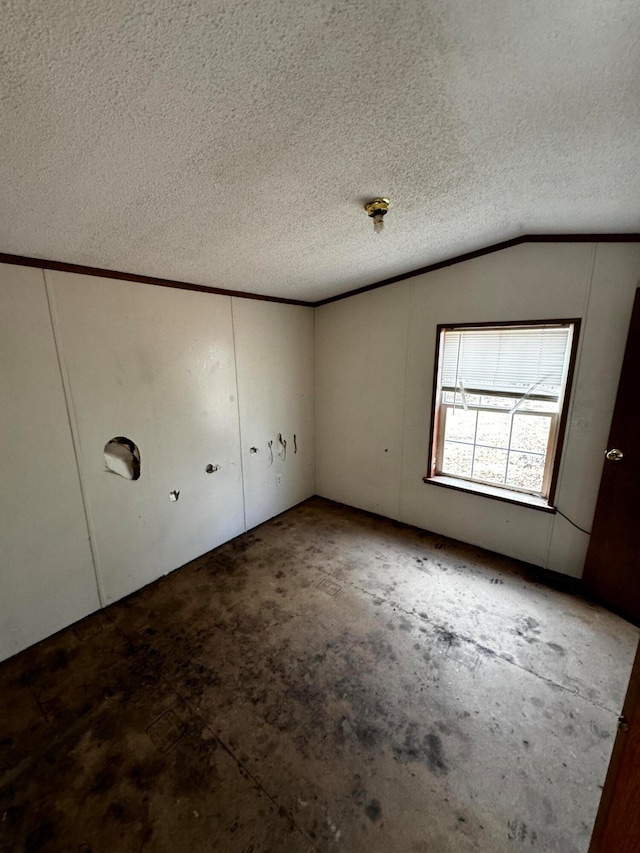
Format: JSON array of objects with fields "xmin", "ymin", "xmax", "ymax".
[{"xmin": 2, "ymin": 1, "xmax": 639, "ymax": 301}]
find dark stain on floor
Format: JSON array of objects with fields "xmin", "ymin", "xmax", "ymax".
[
  {"xmin": 365, "ymin": 799, "xmax": 382, "ymax": 822},
  {"xmin": 0, "ymin": 497, "xmax": 634, "ymax": 852},
  {"xmin": 392, "ymin": 727, "xmax": 448, "ymax": 775}
]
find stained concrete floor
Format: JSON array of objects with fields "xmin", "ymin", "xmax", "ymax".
[{"xmin": 1, "ymin": 498, "xmax": 638, "ymax": 853}]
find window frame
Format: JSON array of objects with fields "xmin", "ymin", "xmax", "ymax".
[{"xmin": 424, "ymin": 318, "xmax": 581, "ymax": 511}]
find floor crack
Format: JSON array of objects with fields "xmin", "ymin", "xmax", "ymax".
[{"xmin": 309, "ymin": 560, "xmax": 622, "ymax": 717}]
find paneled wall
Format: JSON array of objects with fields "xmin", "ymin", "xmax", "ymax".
[
  {"xmin": 0, "ymin": 264, "xmax": 315, "ymax": 660},
  {"xmin": 316, "ymin": 242, "xmax": 640, "ymax": 577},
  {"xmin": 3, "ymin": 240, "xmax": 638, "ymax": 660},
  {"xmin": 47, "ymin": 272, "xmax": 246, "ymax": 606},
  {"xmin": 0, "ymin": 266, "xmax": 100, "ymax": 660},
  {"xmin": 232, "ymin": 298, "xmax": 315, "ymax": 530}
]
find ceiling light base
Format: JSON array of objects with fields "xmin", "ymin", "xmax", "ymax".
[{"xmin": 364, "ymin": 198, "xmax": 390, "ymax": 233}]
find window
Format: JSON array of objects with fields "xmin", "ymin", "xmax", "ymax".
[{"xmin": 426, "ymin": 321, "xmax": 579, "ymax": 508}]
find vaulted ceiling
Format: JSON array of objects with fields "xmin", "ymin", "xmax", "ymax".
[{"xmin": 2, "ymin": 1, "xmax": 639, "ymax": 301}]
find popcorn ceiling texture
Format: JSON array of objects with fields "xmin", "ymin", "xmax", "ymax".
[{"xmin": 1, "ymin": 0, "xmax": 639, "ymax": 301}]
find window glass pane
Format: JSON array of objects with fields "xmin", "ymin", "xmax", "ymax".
[
  {"xmin": 472, "ymin": 446, "xmax": 508, "ymax": 484},
  {"xmin": 476, "ymin": 410, "xmax": 511, "ymax": 449},
  {"xmin": 479, "ymin": 395, "xmax": 516, "ymax": 410},
  {"xmin": 520, "ymin": 398, "xmax": 559, "ymax": 413},
  {"xmin": 511, "ymin": 414, "xmax": 551, "ymax": 454},
  {"xmin": 444, "ymin": 408, "xmax": 476, "ymax": 443},
  {"xmin": 442, "ymin": 441, "xmax": 473, "ymax": 478},
  {"xmin": 459, "ymin": 392, "xmax": 481, "ymax": 407},
  {"xmin": 445, "ymin": 392, "xmax": 481, "ymax": 407},
  {"xmin": 507, "ymin": 452, "xmax": 545, "ymax": 492}
]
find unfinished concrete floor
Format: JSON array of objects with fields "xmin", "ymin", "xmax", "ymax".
[{"xmin": 1, "ymin": 497, "xmax": 638, "ymax": 853}]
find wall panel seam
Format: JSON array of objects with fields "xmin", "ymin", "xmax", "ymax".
[
  {"xmin": 543, "ymin": 243, "xmax": 598, "ymax": 570},
  {"xmin": 230, "ymin": 297, "xmax": 248, "ymax": 533},
  {"xmin": 398, "ymin": 285, "xmax": 413, "ymax": 523},
  {"xmin": 43, "ymin": 270, "xmax": 106, "ymax": 607},
  {"xmin": 313, "ymin": 307, "xmax": 318, "ymax": 495}
]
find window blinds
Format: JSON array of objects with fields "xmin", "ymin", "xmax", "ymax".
[{"xmin": 440, "ymin": 326, "xmax": 572, "ymax": 399}]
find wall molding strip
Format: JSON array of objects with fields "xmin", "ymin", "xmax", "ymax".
[
  {"xmin": 0, "ymin": 253, "xmax": 314, "ymax": 307},
  {"xmin": 2, "ymin": 234, "xmax": 639, "ymax": 309},
  {"xmin": 314, "ymin": 234, "xmax": 640, "ymax": 306}
]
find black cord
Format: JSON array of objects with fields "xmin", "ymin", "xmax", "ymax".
[{"xmin": 555, "ymin": 508, "xmax": 591, "ymax": 536}]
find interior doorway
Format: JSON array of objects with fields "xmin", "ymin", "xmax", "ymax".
[
  {"xmin": 583, "ymin": 287, "xmax": 640, "ymax": 622},
  {"xmin": 585, "ymin": 287, "xmax": 640, "ymax": 849}
]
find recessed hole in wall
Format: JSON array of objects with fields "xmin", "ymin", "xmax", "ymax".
[
  {"xmin": 205, "ymin": 464, "xmax": 220, "ymax": 474},
  {"xmin": 104, "ymin": 437, "xmax": 141, "ymax": 480}
]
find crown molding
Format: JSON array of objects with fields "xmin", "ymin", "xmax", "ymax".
[
  {"xmin": 0, "ymin": 252, "xmax": 314, "ymax": 307},
  {"xmin": 313, "ymin": 234, "xmax": 640, "ymax": 306},
  {"xmin": 2, "ymin": 234, "xmax": 639, "ymax": 308}
]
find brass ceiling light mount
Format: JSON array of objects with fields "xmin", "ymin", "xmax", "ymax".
[{"xmin": 364, "ymin": 198, "xmax": 390, "ymax": 233}]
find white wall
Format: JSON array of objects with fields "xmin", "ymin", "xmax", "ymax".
[
  {"xmin": 314, "ymin": 282, "xmax": 412, "ymax": 520},
  {"xmin": 316, "ymin": 242, "xmax": 640, "ymax": 577},
  {"xmin": 232, "ymin": 298, "xmax": 315, "ymax": 530},
  {"xmin": 0, "ymin": 265, "xmax": 100, "ymax": 660},
  {"xmin": 48, "ymin": 272, "xmax": 248, "ymax": 605},
  {"xmin": 2, "ymin": 240, "xmax": 636, "ymax": 661},
  {"xmin": 0, "ymin": 266, "xmax": 315, "ymax": 660}
]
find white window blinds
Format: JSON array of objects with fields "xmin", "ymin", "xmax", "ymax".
[{"xmin": 441, "ymin": 326, "xmax": 572, "ymax": 400}]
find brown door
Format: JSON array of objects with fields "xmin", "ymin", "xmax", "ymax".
[
  {"xmin": 583, "ymin": 288, "xmax": 640, "ymax": 622},
  {"xmin": 589, "ymin": 639, "xmax": 640, "ymax": 852}
]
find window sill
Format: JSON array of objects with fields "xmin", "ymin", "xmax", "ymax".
[{"xmin": 423, "ymin": 474, "xmax": 557, "ymax": 513}]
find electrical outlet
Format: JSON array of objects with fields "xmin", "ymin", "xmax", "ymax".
[{"xmin": 276, "ymin": 474, "xmax": 283, "ymax": 486}]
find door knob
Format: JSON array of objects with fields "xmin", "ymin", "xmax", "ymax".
[{"xmin": 605, "ymin": 448, "xmax": 624, "ymax": 461}]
